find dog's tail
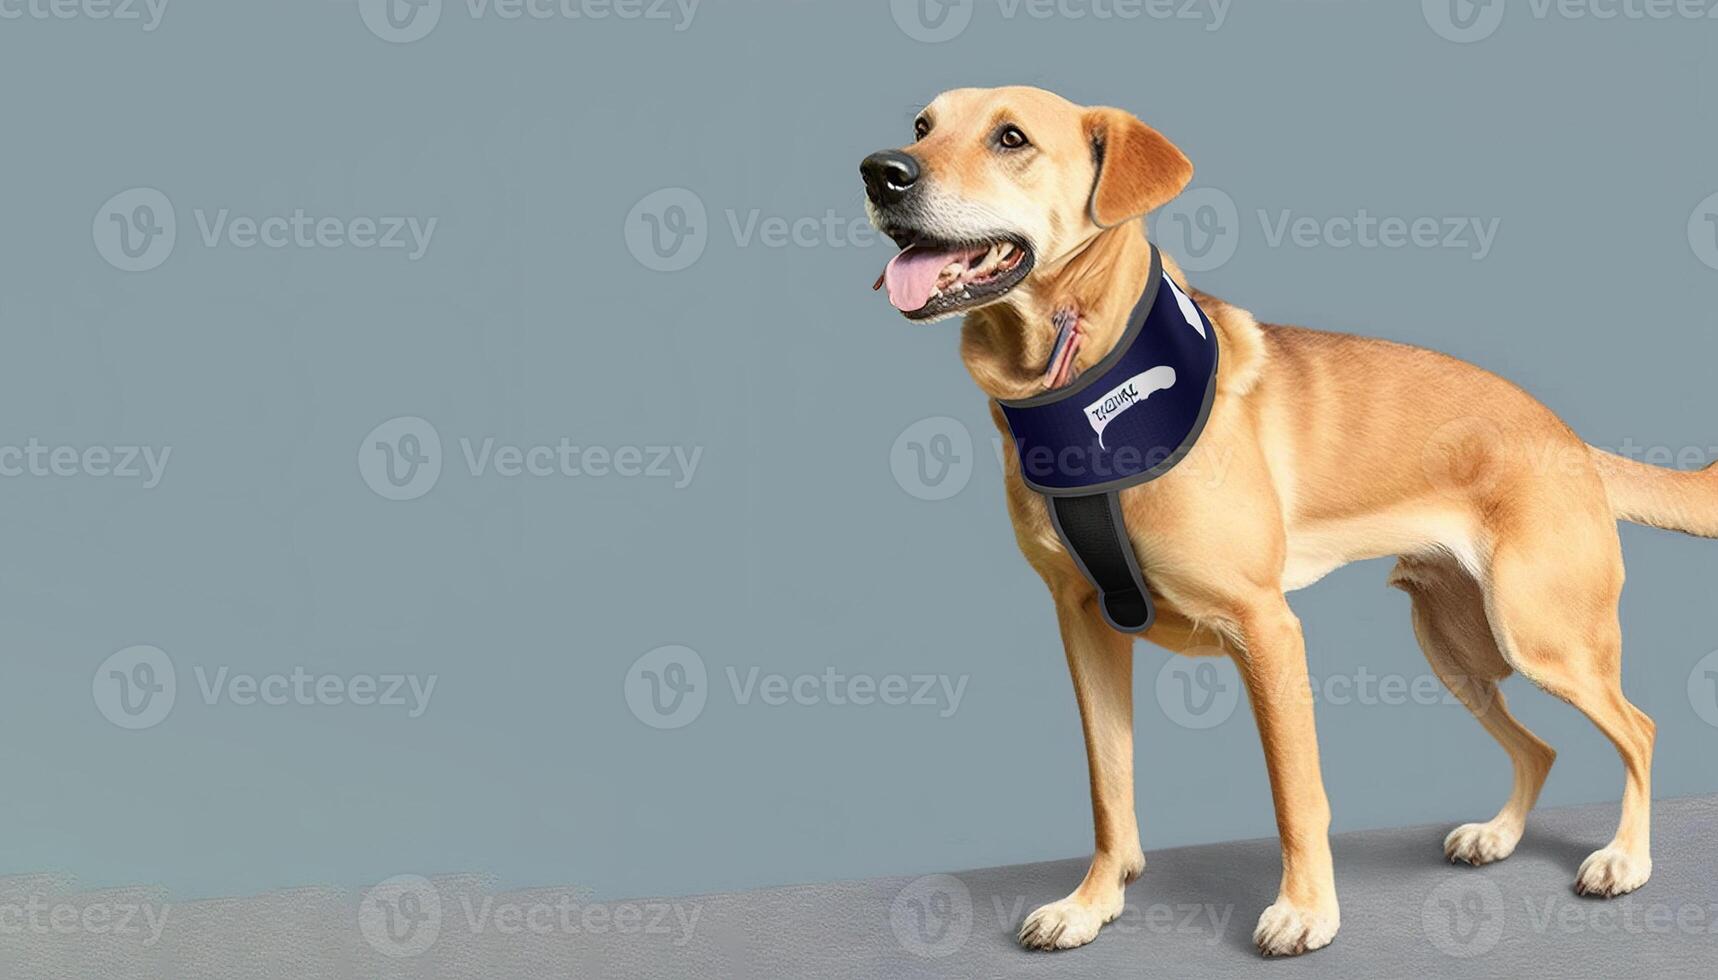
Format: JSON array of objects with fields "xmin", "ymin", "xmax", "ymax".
[{"xmin": 1591, "ymin": 447, "xmax": 1718, "ymax": 538}]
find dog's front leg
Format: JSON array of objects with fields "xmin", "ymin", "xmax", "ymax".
[
  {"xmin": 1017, "ymin": 594, "xmax": 1144, "ymax": 951},
  {"xmin": 1233, "ymin": 598, "xmax": 1340, "ymax": 957}
]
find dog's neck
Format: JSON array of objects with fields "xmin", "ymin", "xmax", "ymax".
[{"xmin": 959, "ymin": 222, "xmax": 1164, "ymax": 402}]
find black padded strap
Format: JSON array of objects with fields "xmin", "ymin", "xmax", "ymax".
[{"xmin": 1048, "ymin": 493, "xmax": 1155, "ymax": 633}]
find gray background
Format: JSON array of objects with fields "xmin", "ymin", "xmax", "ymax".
[{"xmin": 3, "ymin": 0, "xmax": 1718, "ymax": 912}]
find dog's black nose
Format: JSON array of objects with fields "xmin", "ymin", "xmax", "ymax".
[{"xmin": 860, "ymin": 150, "xmax": 921, "ymax": 207}]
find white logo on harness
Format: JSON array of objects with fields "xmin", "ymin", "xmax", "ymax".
[
  {"xmin": 1085, "ymin": 366, "xmax": 1176, "ymax": 449},
  {"xmin": 1165, "ymin": 276, "xmax": 1208, "ymax": 338}
]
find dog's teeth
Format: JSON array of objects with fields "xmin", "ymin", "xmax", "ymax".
[{"xmin": 968, "ymin": 244, "xmax": 1006, "ymax": 278}]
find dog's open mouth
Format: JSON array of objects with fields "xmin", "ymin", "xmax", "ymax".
[{"xmin": 873, "ymin": 236, "xmax": 1034, "ymax": 320}]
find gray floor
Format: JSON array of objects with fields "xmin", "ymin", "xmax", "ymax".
[
  {"xmin": 601, "ymin": 796, "xmax": 1718, "ymax": 979},
  {"xmin": 8, "ymin": 797, "xmax": 1714, "ymax": 978}
]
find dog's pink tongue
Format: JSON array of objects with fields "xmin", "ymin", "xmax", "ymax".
[{"xmin": 883, "ymin": 246, "xmax": 953, "ymax": 312}]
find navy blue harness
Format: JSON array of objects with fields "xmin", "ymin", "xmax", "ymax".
[{"xmin": 997, "ymin": 246, "xmax": 1219, "ymax": 632}]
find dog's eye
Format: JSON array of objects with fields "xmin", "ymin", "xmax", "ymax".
[
  {"xmin": 998, "ymin": 126, "xmax": 1029, "ymax": 150},
  {"xmin": 914, "ymin": 117, "xmax": 932, "ymax": 141}
]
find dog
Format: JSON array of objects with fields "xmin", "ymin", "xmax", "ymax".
[{"xmin": 859, "ymin": 85, "xmax": 1718, "ymax": 957}]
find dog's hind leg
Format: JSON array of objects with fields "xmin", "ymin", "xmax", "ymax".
[
  {"xmin": 1017, "ymin": 593, "xmax": 1144, "ymax": 951},
  {"xmin": 1482, "ymin": 517, "xmax": 1655, "ymax": 897},
  {"xmin": 1389, "ymin": 556, "xmax": 1556, "ymax": 866}
]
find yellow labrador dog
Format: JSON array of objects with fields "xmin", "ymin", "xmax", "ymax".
[{"xmin": 859, "ymin": 85, "xmax": 1717, "ymax": 957}]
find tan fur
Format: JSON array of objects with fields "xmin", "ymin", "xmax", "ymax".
[{"xmin": 869, "ymin": 86, "xmax": 1718, "ymax": 957}]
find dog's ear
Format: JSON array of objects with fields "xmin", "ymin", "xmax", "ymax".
[{"xmin": 1083, "ymin": 107, "xmax": 1193, "ymax": 228}]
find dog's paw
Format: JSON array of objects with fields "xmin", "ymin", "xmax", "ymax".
[
  {"xmin": 1017, "ymin": 897, "xmax": 1115, "ymax": 951},
  {"xmin": 1444, "ymin": 821, "xmax": 1521, "ymax": 866},
  {"xmin": 1575, "ymin": 846, "xmax": 1651, "ymax": 898},
  {"xmin": 1252, "ymin": 900, "xmax": 1339, "ymax": 957}
]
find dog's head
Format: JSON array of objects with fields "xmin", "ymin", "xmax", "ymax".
[{"xmin": 862, "ymin": 86, "xmax": 1193, "ymax": 322}]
